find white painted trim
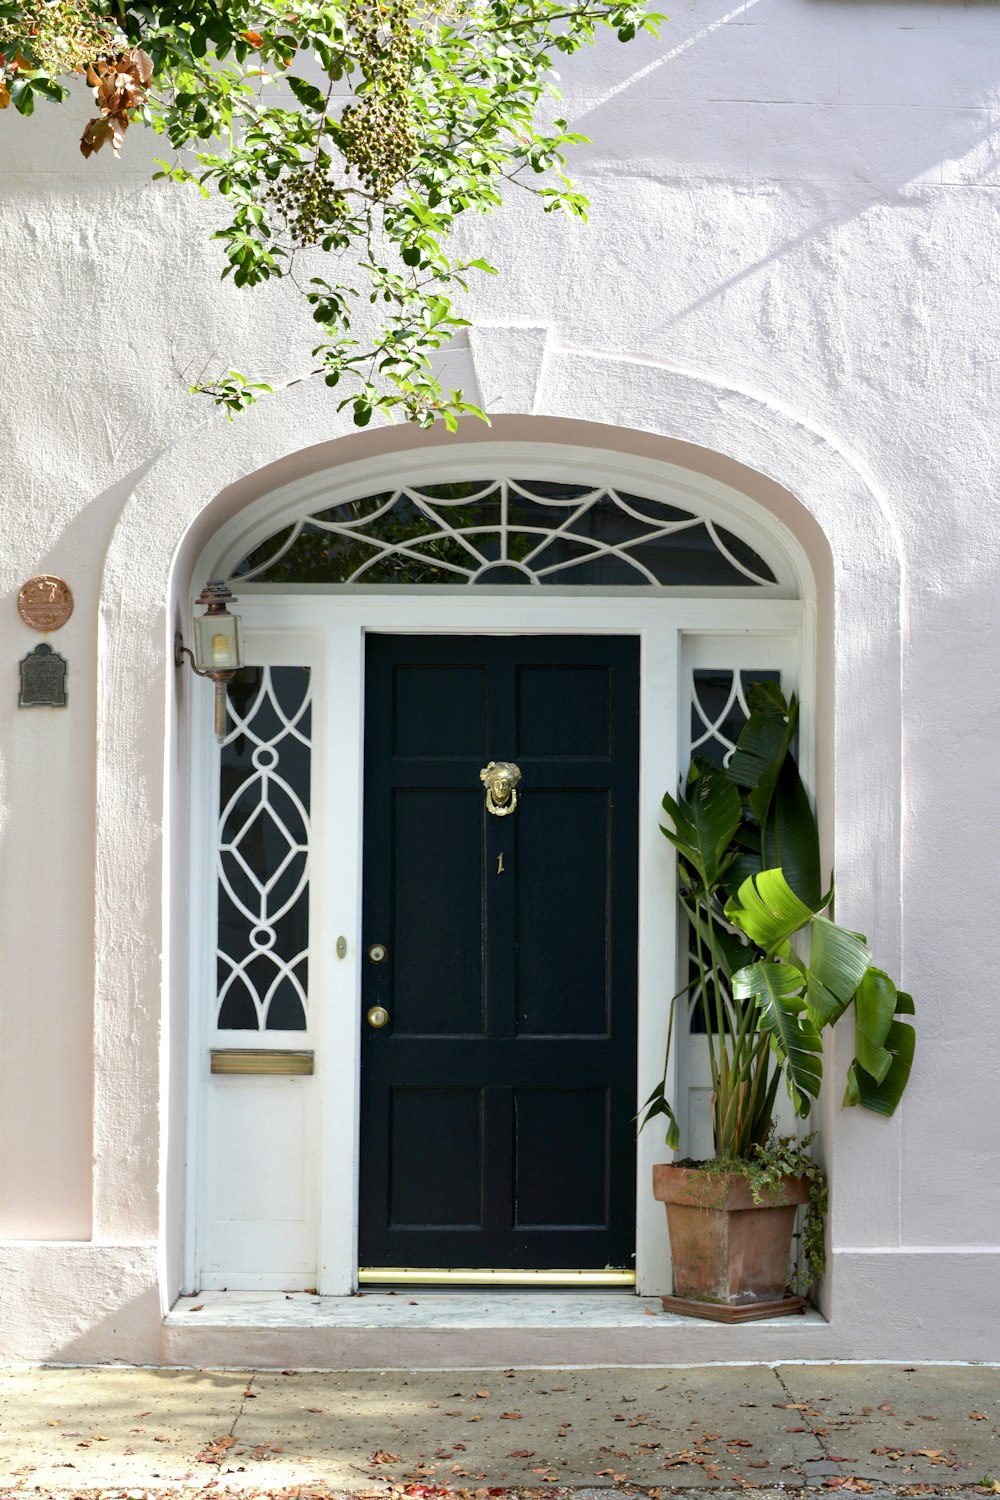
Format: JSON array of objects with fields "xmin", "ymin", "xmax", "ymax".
[
  {"xmin": 194, "ymin": 443, "xmax": 813, "ymax": 605},
  {"xmin": 185, "ymin": 628, "xmax": 328, "ymax": 1293},
  {"xmin": 634, "ymin": 623, "xmax": 679, "ymax": 1296},
  {"xmin": 317, "ymin": 623, "xmax": 366, "ymax": 1295},
  {"xmin": 186, "ymin": 591, "xmax": 805, "ymax": 1295}
]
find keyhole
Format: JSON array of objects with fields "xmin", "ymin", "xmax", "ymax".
[{"xmin": 496, "ymin": 853, "xmax": 505, "ymax": 875}]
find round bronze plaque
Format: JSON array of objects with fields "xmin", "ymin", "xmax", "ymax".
[{"xmin": 17, "ymin": 575, "xmax": 74, "ymax": 633}]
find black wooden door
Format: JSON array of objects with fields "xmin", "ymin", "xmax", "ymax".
[{"xmin": 359, "ymin": 635, "xmax": 639, "ymax": 1271}]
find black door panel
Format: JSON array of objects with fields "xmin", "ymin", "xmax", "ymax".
[{"xmin": 359, "ymin": 635, "xmax": 638, "ymax": 1271}]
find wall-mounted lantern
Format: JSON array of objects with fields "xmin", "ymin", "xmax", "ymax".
[{"xmin": 174, "ymin": 579, "xmax": 244, "ymax": 743}]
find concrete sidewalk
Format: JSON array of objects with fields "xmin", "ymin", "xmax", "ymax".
[{"xmin": 0, "ymin": 1364, "xmax": 998, "ymax": 1495}]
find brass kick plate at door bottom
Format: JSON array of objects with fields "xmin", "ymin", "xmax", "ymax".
[{"xmin": 358, "ymin": 1268, "xmax": 636, "ymax": 1287}]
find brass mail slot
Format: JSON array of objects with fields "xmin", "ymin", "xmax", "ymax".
[{"xmin": 210, "ymin": 1048, "xmax": 314, "ymax": 1076}]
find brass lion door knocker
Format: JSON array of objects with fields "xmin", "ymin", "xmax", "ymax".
[{"xmin": 480, "ymin": 760, "xmax": 521, "ymax": 816}]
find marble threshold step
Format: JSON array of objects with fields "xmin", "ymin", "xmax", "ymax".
[{"xmin": 161, "ymin": 1290, "xmax": 827, "ymax": 1368}]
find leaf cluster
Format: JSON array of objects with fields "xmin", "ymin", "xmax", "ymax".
[
  {"xmin": 639, "ymin": 682, "xmax": 916, "ymax": 1164},
  {"xmin": 0, "ymin": 0, "xmax": 662, "ymax": 425}
]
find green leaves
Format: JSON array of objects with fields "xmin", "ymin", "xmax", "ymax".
[
  {"xmin": 653, "ymin": 683, "xmax": 916, "ymax": 1156},
  {"xmin": 725, "ymin": 685, "xmax": 822, "ymax": 906},
  {"xmin": 727, "ymin": 687, "xmax": 798, "ymax": 828},
  {"xmin": 842, "ymin": 973, "xmax": 915, "ymax": 1114},
  {"xmin": 2, "ymin": 0, "xmax": 660, "ymax": 424},
  {"xmin": 194, "ymin": 369, "xmax": 273, "ymax": 420},
  {"xmin": 661, "ymin": 763, "xmax": 741, "ymax": 891},
  {"xmin": 7, "ymin": 72, "xmax": 68, "ymax": 114},
  {"xmin": 851, "ymin": 965, "xmax": 897, "ymax": 1081},
  {"xmin": 732, "ymin": 963, "xmax": 823, "ymax": 1118},
  {"xmin": 805, "ymin": 915, "xmax": 872, "ymax": 1029},
  {"xmin": 8, "ymin": 75, "xmax": 34, "ymax": 114},
  {"xmin": 286, "ymin": 74, "xmax": 328, "ymax": 113},
  {"xmin": 637, "ymin": 1080, "xmax": 680, "ymax": 1150},
  {"xmin": 844, "ymin": 1017, "xmax": 915, "ymax": 1115},
  {"xmin": 726, "ymin": 868, "xmax": 816, "ymax": 955}
]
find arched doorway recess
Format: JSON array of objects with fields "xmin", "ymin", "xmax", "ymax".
[
  {"xmin": 184, "ymin": 442, "xmax": 815, "ymax": 1296},
  {"xmin": 91, "ymin": 364, "xmax": 903, "ymax": 1347}
]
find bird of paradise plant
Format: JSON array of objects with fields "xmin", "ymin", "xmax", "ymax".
[{"xmin": 640, "ymin": 681, "xmax": 915, "ymax": 1161}]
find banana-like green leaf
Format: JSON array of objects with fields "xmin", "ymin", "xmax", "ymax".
[
  {"xmin": 805, "ymin": 975, "xmax": 842, "ymax": 1030},
  {"xmin": 723, "ymin": 686, "xmax": 823, "ymax": 908},
  {"xmin": 637, "ymin": 1081, "xmax": 680, "ymax": 1148},
  {"xmin": 726, "ymin": 867, "xmax": 816, "ymax": 954},
  {"xmin": 894, "ymin": 989, "xmax": 915, "ymax": 1015},
  {"xmin": 720, "ymin": 847, "xmax": 764, "ymax": 899},
  {"xmin": 765, "ymin": 754, "xmax": 823, "ymax": 909},
  {"xmin": 733, "ymin": 959, "xmax": 807, "ymax": 1006},
  {"xmin": 843, "ymin": 1019, "xmax": 915, "ymax": 1116},
  {"xmin": 662, "ymin": 764, "xmax": 741, "ymax": 887},
  {"xmin": 681, "ymin": 895, "xmax": 750, "ymax": 983},
  {"xmin": 853, "ymin": 966, "xmax": 899, "ymax": 1084},
  {"xmin": 734, "ymin": 961, "xmax": 822, "ymax": 1116},
  {"xmin": 660, "ymin": 789, "xmax": 701, "ymax": 869},
  {"xmin": 805, "ymin": 916, "xmax": 872, "ymax": 1029},
  {"xmin": 746, "ymin": 680, "xmax": 788, "ymax": 716},
  {"xmin": 726, "ymin": 693, "xmax": 798, "ymax": 828}
]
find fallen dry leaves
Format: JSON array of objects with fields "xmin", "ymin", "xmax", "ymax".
[
  {"xmin": 909, "ymin": 1448, "xmax": 958, "ymax": 1466},
  {"xmin": 194, "ymin": 1432, "xmax": 237, "ymax": 1464}
]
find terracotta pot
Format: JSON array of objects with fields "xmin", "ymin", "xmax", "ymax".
[{"xmin": 652, "ymin": 1163, "xmax": 810, "ymax": 1322}]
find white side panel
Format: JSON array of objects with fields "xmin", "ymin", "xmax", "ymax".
[
  {"xmin": 190, "ymin": 628, "xmax": 325, "ymax": 1291},
  {"xmin": 201, "ymin": 1076, "xmax": 317, "ymax": 1287}
]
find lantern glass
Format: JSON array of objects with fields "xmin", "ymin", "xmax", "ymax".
[{"xmin": 193, "ymin": 610, "xmax": 243, "ymax": 673}]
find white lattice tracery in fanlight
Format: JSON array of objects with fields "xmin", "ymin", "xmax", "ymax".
[
  {"xmin": 230, "ymin": 478, "xmax": 781, "ymax": 589},
  {"xmin": 216, "ymin": 666, "xmax": 312, "ymax": 1032}
]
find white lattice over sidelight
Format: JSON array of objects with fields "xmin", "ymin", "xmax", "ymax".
[
  {"xmin": 690, "ymin": 667, "xmax": 781, "ymax": 768},
  {"xmin": 230, "ymin": 478, "xmax": 781, "ymax": 589},
  {"xmin": 216, "ymin": 665, "xmax": 313, "ymax": 1032}
]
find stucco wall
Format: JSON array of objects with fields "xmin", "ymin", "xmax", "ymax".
[{"xmin": 0, "ymin": 0, "xmax": 998, "ymax": 1362}]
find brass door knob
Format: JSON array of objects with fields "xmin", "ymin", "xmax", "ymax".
[{"xmin": 366, "ymin": 1005, "xmax": 390, "ymax": 1029}]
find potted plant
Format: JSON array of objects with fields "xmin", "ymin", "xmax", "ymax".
[{"xmin": 640, "ymin": 682, "xmax": 916, "ymax": 1321}]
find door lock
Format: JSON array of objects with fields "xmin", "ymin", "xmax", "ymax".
[
  {"xmin": 366, "ymin": 1005, "xmax": 390, "ymax": 1029},
  {"xmin": 367, "ymin": 943, "xmax": 388, "ymax": 964}
]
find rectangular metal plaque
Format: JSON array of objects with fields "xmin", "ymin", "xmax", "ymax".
[
  {"xmin": 19, "ymin": 644, "xmax": 68, "ymax": 707},
  {"xmin": 210, "ymin": 1048, "xmax": 314, "ymax": 1076}
]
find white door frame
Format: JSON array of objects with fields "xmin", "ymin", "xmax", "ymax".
[{"xmin": 184, "ymin": 591, "xmax": 810, "ymax": 1296}]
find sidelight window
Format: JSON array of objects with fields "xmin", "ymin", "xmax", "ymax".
[{"xmin": 215, "ymin": 665, "xmax": 313, "ymax": 1032}]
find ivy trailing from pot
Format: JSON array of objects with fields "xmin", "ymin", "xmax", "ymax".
[{"xmin": 640, "ymin": 681, "xmax": 915, "ymax": 1321}]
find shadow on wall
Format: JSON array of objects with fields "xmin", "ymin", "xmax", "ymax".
[
  {"xmin": 559, "ymin": 0, "xmax": 1000, "ymax": 327},
  {"xmin": 0, "ymin": 452, "xmax": 168, "ymax": 1244}
]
